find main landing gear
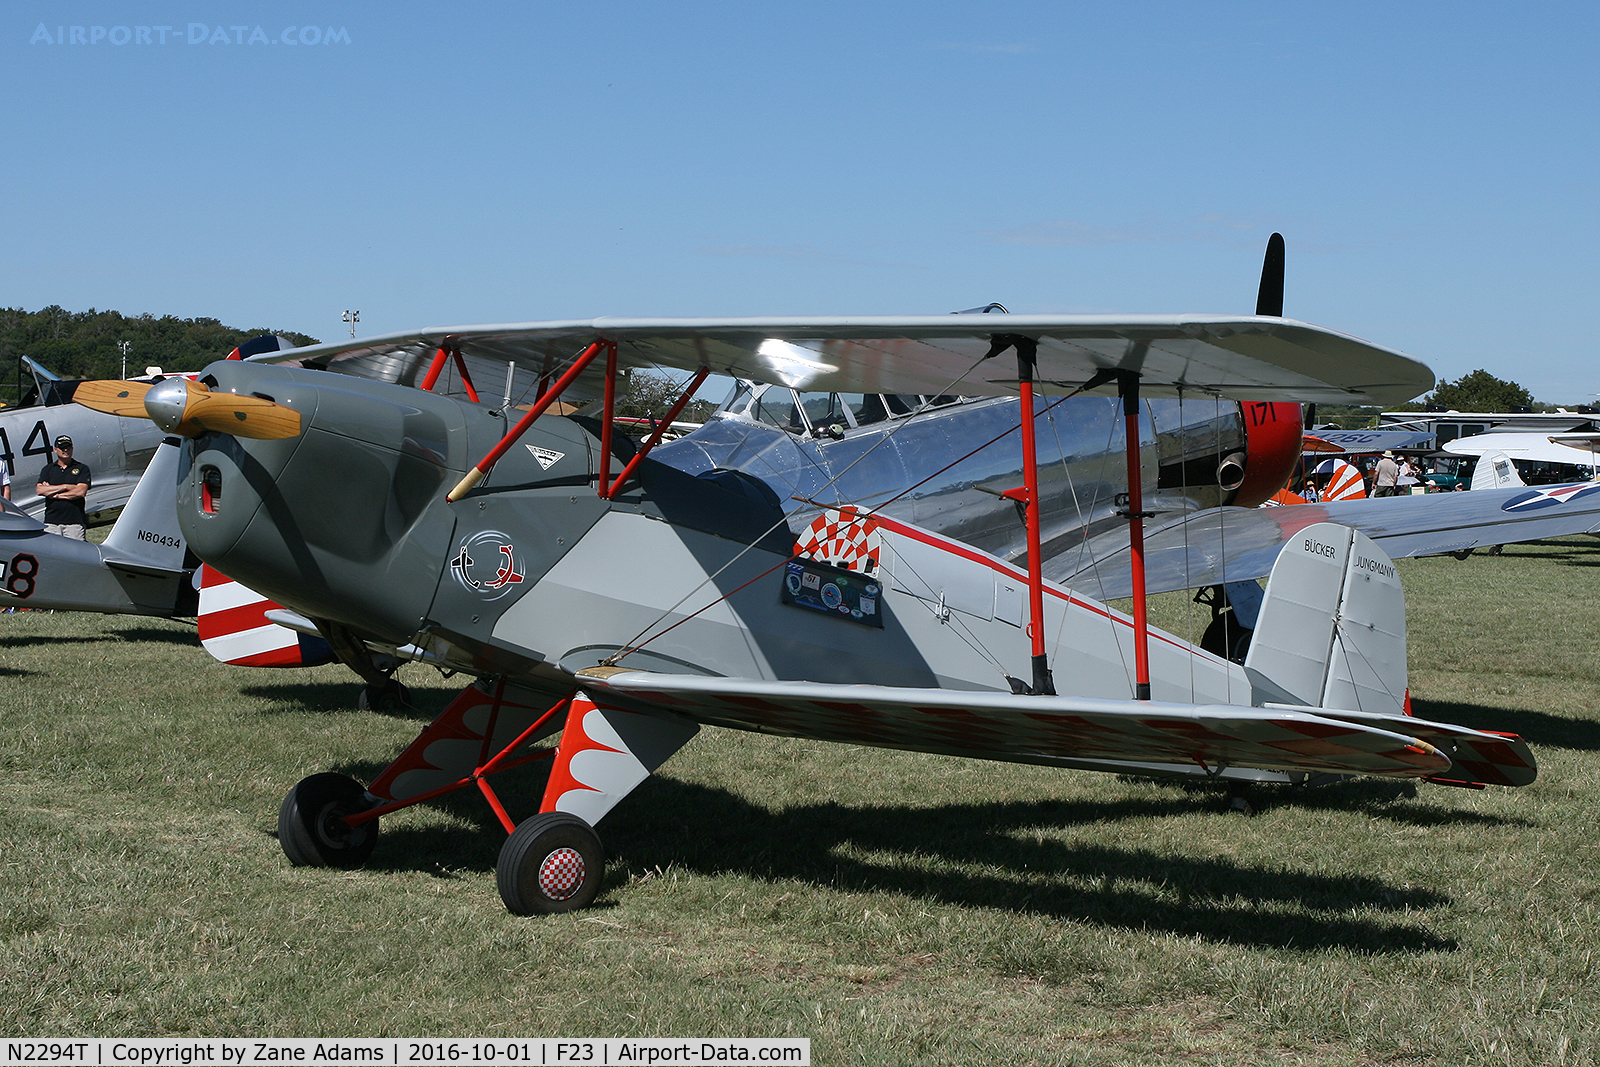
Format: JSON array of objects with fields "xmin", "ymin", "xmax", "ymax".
[
  {"xmin": 276, "ymin": 771, "xmax": 607, "ymax": 915},
  {"xmin": 496, "ymin": 812, "xmax": 606, "ymax": 915},
  {"xmin": 274, "ymin": 682, "xmax": 695, "ymax": 915}
]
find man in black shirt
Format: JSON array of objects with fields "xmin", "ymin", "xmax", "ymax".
[{"xmin": 36, "ymin": 435, "xmax": 91, "ymax": 539}]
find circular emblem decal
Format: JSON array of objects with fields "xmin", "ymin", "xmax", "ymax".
[{"xmin": 450, "ymin": 530, "xmax": 527, "ymax": 600}]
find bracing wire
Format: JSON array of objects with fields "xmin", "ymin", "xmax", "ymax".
[{"xmin": 608, "ymin": 349, "xmax": 1038, "ymax": 664}]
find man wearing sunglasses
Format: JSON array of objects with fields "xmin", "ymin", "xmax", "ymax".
[{"xmin": 36, "ymin": 435, "xmax": 91, "ymax": 539}]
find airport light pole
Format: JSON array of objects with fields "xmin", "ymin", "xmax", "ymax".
[
  {"xmin": 342, "ymin": 310, "xmax": 360, "ymax": 338},
  {"xmin": 117, "ymin": 340, "xmax": 131, "ymax": 379}
]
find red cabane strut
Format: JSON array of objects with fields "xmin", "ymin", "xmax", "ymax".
[{"xmin": 444, "ymin": 338, "xmax": 708, "ymax": 504}]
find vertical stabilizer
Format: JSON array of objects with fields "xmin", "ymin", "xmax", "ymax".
[
  {"xmin": 1244, "ymin": 521, "xmax": 1408, "ymax": 716},
  {"xmin": 1471, "ymin": 450, "xmax": 1524, "ymax": 490},
  {"xmin": 99, "ymin": 438, "xmax": 187, "ymax": 574}
]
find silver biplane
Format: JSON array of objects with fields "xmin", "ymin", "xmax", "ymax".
[{"xmin": 76, "ymin": 246, "xmax": 1560, "ymax": 915}]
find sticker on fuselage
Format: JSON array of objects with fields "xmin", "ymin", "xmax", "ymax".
[
  {"xmin": 781, "ymin": 558, "xmax": 883, "ymax": 628},
  {"xmin": 525, "ymin": 445, "xmax": 566, "ymax": 470},
  {"xmin": 450, "ymin": 530, "xmax": 527, "ymax": 600},
  {"xmin": 796, "ymin": 506, "xmax": 882, "ymax": 573}
]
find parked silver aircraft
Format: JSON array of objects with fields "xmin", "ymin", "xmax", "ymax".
[
  {"xmin": 0, "ymin": 438, "xmax": 195, "ymax": 616},
  {"xmin": 1, "ymin": 357, "xmax": 166, "ymax": 522}
]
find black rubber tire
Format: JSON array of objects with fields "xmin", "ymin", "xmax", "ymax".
[
  {"xmin": 279, "ymin": 773, "xmax": 379, "ymax": 868},
  {"xmin": 497, "ymin": 812, "xmax": 605, "ymax": 915},
  {"xmin": 357, "ymin": 681, "xmax": 411, "ymax": 712}
]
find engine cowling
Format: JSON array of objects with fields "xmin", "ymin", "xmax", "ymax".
[{"xmin": 1231, "ymin": 402, "xmax": 1304, "ymax": 507}]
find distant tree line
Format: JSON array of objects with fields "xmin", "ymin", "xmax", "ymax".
[
  {"xmin": 0, "ymin": 305, "xmax": 319, "ymax": 403},
  {"xmin": 1301, "ymin": 368, "xmax": 1552, "ymax": 430}
]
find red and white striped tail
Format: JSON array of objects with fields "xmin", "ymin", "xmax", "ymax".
[{"xmin": 197, "ymin": 564, "xmax": 333, "ymax": 667}]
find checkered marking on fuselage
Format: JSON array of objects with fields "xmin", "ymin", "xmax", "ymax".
[{"xmin": 797, "ymin": 506, "xmax": 881, "ymax": 570}]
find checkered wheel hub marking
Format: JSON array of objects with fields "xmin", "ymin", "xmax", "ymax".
[{"xmin": 538, "ymin": 846, "xmax": 586, "ymax": 900}]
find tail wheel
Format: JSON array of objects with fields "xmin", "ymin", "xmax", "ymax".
[
  {"xmin": 279, "ymin": 772, "xmax": 379, "ymax": 868},
  {"xmin": 497, "ymin": 812, "xmax": 605, "ymax": 915},
  {"xmin": 357, "ymin": 680, "xmax": 412, "ymax": 712}
]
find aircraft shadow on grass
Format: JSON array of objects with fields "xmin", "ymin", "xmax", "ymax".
[
  {"xmin": 297, "ymin": 760, "xmax": 1459, "ymax": 954},
  {"xmin": 241, "ymin": 683, "xmax": 444, "ymax": 724},
  {"xmin": 108, "ymin": 625, "xmax": 197, "ymax": 646},
  {"xmin": 1412, "ymin": 697, "xmax": 1600, "ymax": 753},
  {"xmin": 1509, "ymin": 537, "xmax": 1600, "ymax": 568}
]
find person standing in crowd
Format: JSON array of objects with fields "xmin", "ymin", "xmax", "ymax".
[
  {"xmin": 1373, "ymin": 450, "xmax": 1400, "ymax": 497},
  {"xmin": 1, "ymin": 461, "xmax": 10, "ymax": 500},
  {"xmin": 35, "ymin": 435, "xmax": 91, "ymax": 538}
]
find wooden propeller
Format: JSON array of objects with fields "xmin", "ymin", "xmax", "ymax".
[{"xmin": 75, "ymin": 378, "xmax": 302, "ymax": 440}]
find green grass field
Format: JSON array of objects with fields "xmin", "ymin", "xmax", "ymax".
[{"xmin": 3, "ymin": 539, "xmax": 1598, "ymax": 1064}]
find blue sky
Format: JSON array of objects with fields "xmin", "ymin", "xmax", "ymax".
[{"xmin": 4, "ymin": 2, "xmax": 1597, "ymax": 401}]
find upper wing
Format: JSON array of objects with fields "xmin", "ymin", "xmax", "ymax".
[
  {"xmin": 1444, "ymin": 432, "xmax": 1600, "ymax": 467},
  {"xmin": 1053, "ymin": 484, "xmax": 1600, "ymax": 600},
  {"xmin": 574, "ymin": 668, "xmax": 1452, "ymax": 779},
  {"xmin": 247, "ymin": 315, "xmax": 1432, "ymax": 406}
]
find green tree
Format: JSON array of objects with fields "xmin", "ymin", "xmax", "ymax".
[
  {"xmin": 614, "ymin": 370, "xmax": 719, "ymax": 424},
  {"xmin": 1425, "ymin": 369, "xmax": 1533, "ymax": 412}
]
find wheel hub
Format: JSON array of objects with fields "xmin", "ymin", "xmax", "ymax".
[{"xmin": 538, "ymin": 847, "xmax": 586, "ymax": 900}]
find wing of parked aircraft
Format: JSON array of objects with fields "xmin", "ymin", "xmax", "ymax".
[{"xmin": 1054, "ymin": 483, "xmax": 1600, "ymax": 600}]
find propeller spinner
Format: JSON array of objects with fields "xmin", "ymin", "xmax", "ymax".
[{"xmin": 75, "ymin": 378, "xmax": 302, "ymax": 440}]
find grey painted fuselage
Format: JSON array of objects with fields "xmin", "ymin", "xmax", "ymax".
[{"xmin": 653, "ymin": 393, "xmax": 1246, "ymax": 575}]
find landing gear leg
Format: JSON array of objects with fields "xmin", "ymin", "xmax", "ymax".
[
  {"xmin": 317, "ymin": 619, "xmax": 411, "ymax": 711},
  {"xmin": 1227, "ymin": 783, "xmax": 1256, "ymax": 817},
  {"xmin": 497, "ymin": 812, "xmax": 605, "ymax": 915}
]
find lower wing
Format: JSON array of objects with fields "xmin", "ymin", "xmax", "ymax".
[{"xmin": 573, "ymin": 668, "xmax": 1500, "ymax": 782}]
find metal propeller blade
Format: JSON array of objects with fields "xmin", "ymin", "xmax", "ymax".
[
  {"xmin": 1256, "ymin": 232, "xmax": 1285, "ymax": 317},
  {"xmin": 76, "ymin": 378, "xmax": 302, "ymax": 440}
]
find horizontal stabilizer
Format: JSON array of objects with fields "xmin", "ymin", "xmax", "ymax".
[{"xmin": 1269, "ymin": 704, "xmax": 1536, "ymax": 787}]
